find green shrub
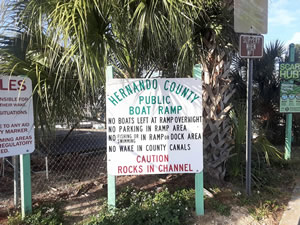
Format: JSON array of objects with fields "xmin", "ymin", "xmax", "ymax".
[
  {"xmin": 249, "ymin": 200, "xmax": 282, "ymax": 221},
  {"xmin": 228, "ymin": 104, "xmax": 283, "ymax": 188},
  {"xmin": 7, "ymin": 212, "xmax": 22, "ymax": 225},
  {"xmin": 87, "ymin": 187, "xmax": 195, "ymax": 225},
  {"xmin": 7, "ymin": 202, "xmax": 64, "ymax": 225},
  {"xmin": 206, "ymin": 198, "xmax": 231, "ymax": 216}
]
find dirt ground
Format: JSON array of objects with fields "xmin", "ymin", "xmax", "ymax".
[{"xmin": 0, "ymin": 174, "xmax": 284, "ymax": 225}]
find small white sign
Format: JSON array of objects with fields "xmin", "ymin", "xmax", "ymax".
[
  {"xmin": 0, "ymin": 76, "xmax": 35, "ymax": 157},
  {"xmin": 106, "ymin": 78, "xmax": 203, "ymax": 175},
  {"xmin": 234, "ymin": 0, "xmax": 268, "ymax": 34}
]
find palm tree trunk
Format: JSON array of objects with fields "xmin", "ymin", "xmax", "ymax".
[{"xmin": 202, "ymin": 55, "xmax": 235, "ymax": 182}]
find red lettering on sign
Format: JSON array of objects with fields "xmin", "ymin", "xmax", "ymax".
[
  {"xmin": 9, "ymin": 80, "xmax": 17, "ymax": 90},
  {"xmin": 117, "ymin": 165, "xmax": 143, "ymax": 174},
  {"xmin": 0, "ymin": 79, "xmax": 8, "ymax": 90},
  {"xmin": 0, "ymin": 79, "xmax": 27, "ymax": 91},
  {"xmin": 0, "ymin": 149, "xmax": 8, "ymax": 153},
  {"xmin": 18, "ymin": 80, "xmax": 27, "ymax": 91},
  {"xmin": 158, "ymin": 164, "xmax": 193, "ymax": 172},
  {"xmin": 136, "ymin": 154, "xmax": 168, "ymax": 163}
]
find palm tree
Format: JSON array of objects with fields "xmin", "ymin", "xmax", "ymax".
[
  {"xmin": 0, "ymin": 31, "xmax": 89, "ymax": 130},
  {"xmin": 194, "ymin": 1, "xmax": 238, "ymax": 181},
  {"xmin": 0, "ymin": 0, "xmax": 238, "ymax": 181},
  {"xmin": 0, "ymin": 1, "xmax": 108, "ymax": 130}
]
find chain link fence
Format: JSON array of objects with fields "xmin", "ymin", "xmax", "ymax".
[{"xmin": 0, "ymin": 125, "xmax": 107, "ymax": 207}]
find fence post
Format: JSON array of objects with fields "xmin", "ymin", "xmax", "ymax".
[
  {"xmin": 193, "ymin": 64, "xmax": 204, "ymax": 215},
  {"xmin": 106, "ymin": 66, "xmax": 116, "ymax": 210},
  {"xmin": 20, "ymin": 154, "xmax": 32, "ymax": 218}
]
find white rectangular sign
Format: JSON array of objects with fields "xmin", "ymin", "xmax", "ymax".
[
  {"xmin": 106, "ymin": 78, "xmax": 203, "ymax": 175},
  {"xmin": 234, "ymin": 0, "xmax": 268, "ymax": 34},
  {"xmin": 0, "ymin": 76, "xmax": 35, "ymax": 157}
]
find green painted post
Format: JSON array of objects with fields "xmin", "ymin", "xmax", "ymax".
[
  {"xmin": 106, "ymin": 66, "xmax": 116, "ymax": 210},
  {"xmin": 20, "ymin": 154, "xmax": 32, "ymax": 218},
  {"xmin": 193, "ymin": 64, "xmax": 204, "ymax": 216},
  {"xmin": 285, "ymin": 44, "xmax": 295, "ymax": 160},
  {"xmin": 195, "ymin": 172, "xmax": 204, "ymax": 215}
]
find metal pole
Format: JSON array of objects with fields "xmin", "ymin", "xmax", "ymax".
[
  {"xmin": 45, "ymin": 156, "xmax": 49, "ymax": 180},
  {"xmin": 13, "ymin": 155, "xmax": 19, "ymax": 207},
  {"xmin": 284, "ymin": 43, "xmax": 295, "ymax": 160},
  {"xmin": 246, "ymin": 58, "xmax": 253, "ymax": 196}
]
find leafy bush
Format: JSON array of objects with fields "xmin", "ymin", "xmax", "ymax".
[
  {"xmin": 206, "ymin": 198, "xmax": 231, "ymax": 216},
  {"xmin": 228, "ymin": 103, "xmax": 283, "ymax": 188},
  {"xmin": 8, "ymin": 202, "xmax": 64, "ymax": 225},
  {"xmin": 87, "ymin": 187, "xmax": 195, "ymax": 225}
]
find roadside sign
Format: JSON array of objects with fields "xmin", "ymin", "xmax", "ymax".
[
  {"xmin": 239, "ymin": 35, "xmax": 264, "ymax": 58},
  {"xmin": 279, "ymin": 62, "xmax": 300, "ymax": 80},
  {"xmin": 280, "ymin": 82, "xmax": 300, "ymax": 113},
  {"xmin": 234, "ymin": 0, "xmax": 268, "ymax": 34},
  {"xmin": 106, "ymin": 78, "xmax": 203, "ymax": 175},
  {"xmin": 240, "ymin": 33, "xmax": 264, "ymax": 195},
  {"xmin": 0, "ymin": 76, "xmax": 35, "ymax": 157},
  {"xmin": 279, "ymin": 62, "xmax": 300, "ymax": 113}
]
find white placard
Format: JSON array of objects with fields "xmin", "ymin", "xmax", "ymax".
[
  {"xmin": 106, "ymin": 78, "xmax": 203, "ymax": 175},
  {"xmin": 234, "ymin": 0, "xmax": 268, "ymax": 34},
  {"xmin": 0, "ymin": 76, "xmax": 35, "ymax": 157}
]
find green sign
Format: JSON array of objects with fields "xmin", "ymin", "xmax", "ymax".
[
  {"xmin": 280, "ymin": 82, "xmax": 300, "ymax": 113},
  {"xmin": 279, "ymin": 63, "xmax": 300, "ymax": 80},
  {"xmin": 280, "ymin": 63, "xmax": 300, "ymax": 113}
]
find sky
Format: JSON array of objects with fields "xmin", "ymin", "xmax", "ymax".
[
  {"xmin": 0, "ymin": 0, "xmax": 298, "ymax": 48},
  {"xmin": 265, "ymin": 0, "xmax": 300, "ymax": 46}
]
